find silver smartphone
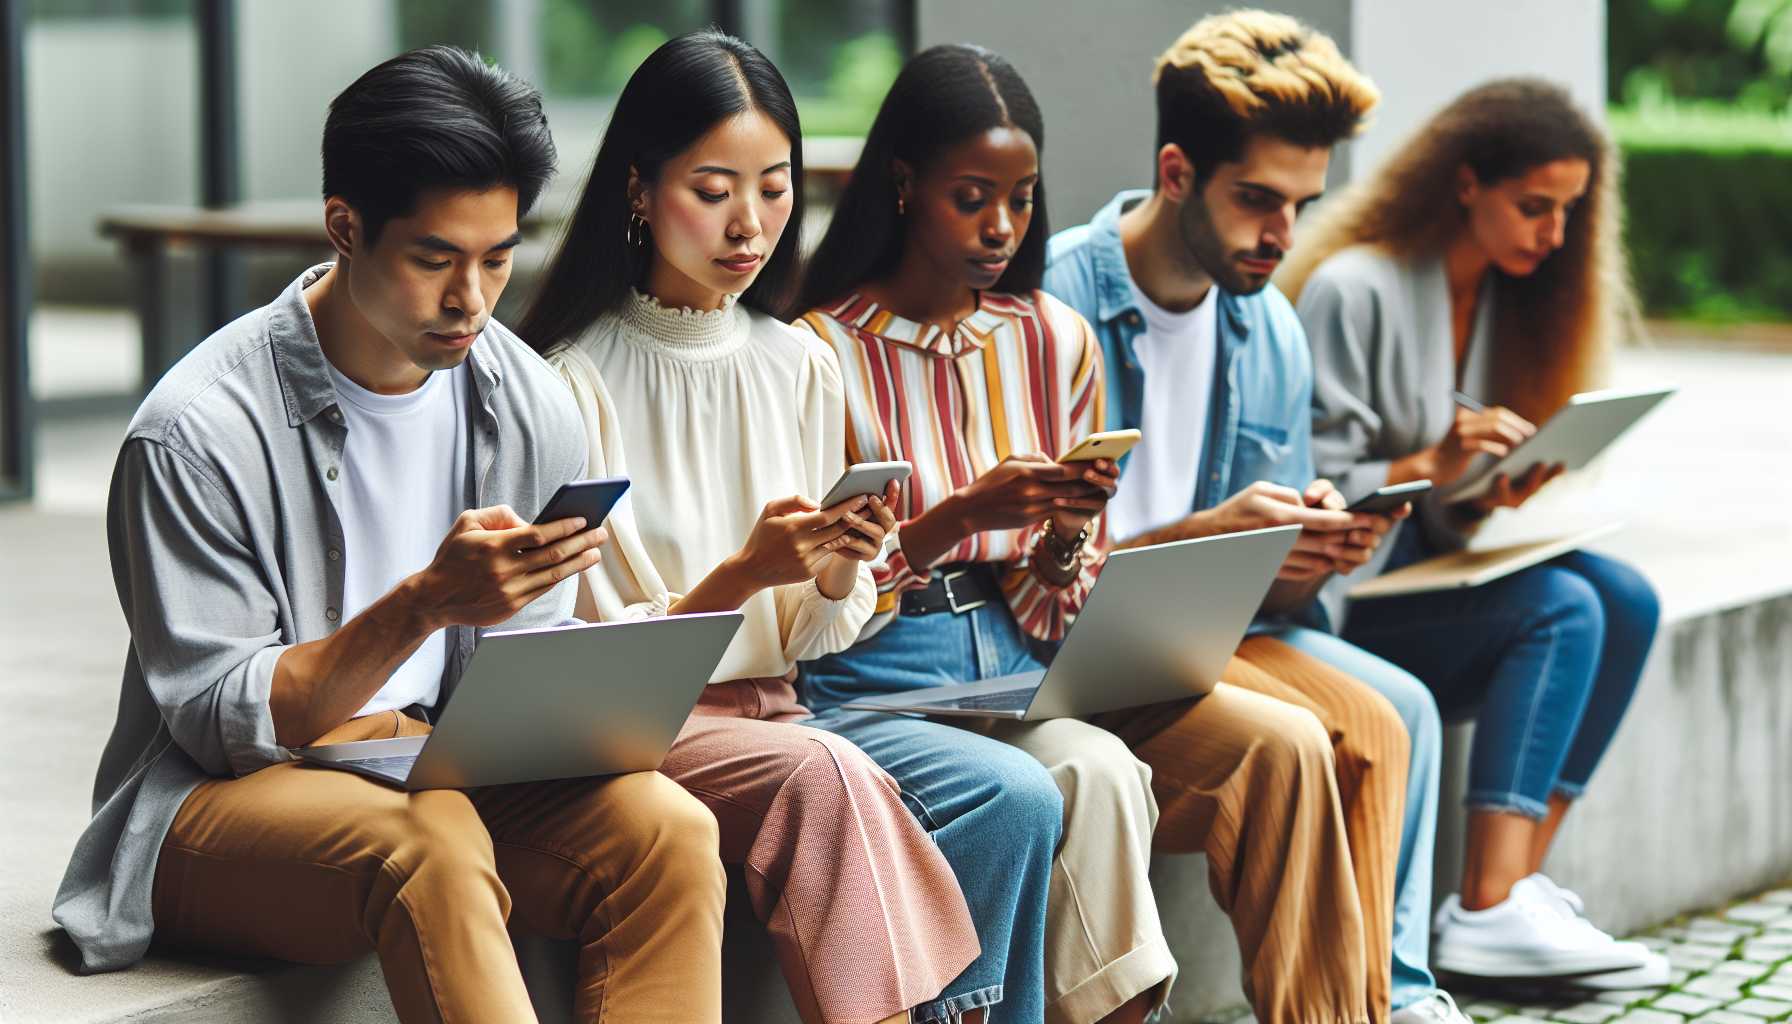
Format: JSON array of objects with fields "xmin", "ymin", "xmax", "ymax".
[{"xmin": 817, "ymin": 461, "xmax": 912, "ymax": 508}]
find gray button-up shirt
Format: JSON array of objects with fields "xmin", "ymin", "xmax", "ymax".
[{"xmin": 54, "ymin": 265, "xmax": 587, "ymax": 971}]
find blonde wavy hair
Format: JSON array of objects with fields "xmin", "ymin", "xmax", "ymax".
[
  {"xmin": 1153, "ymin": 11, "xmax": 1379, "ymax": 184},
  {"xmin": 1277, "ymin": 79, "xmax": 1638, "ymax": 423}
]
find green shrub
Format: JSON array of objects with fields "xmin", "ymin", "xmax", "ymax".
[{"xmin": 1612, "ymin": 104, "xmax": 1792, "ymax": 322}]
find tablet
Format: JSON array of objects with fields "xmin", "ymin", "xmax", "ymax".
[
  {"xmin": 1348, "ymin": 522, "xmax": 1623, "ymax": 599},
  {"xmin": 1441, "ymin": 386, "xmax": 1675, "ymax": 502}
]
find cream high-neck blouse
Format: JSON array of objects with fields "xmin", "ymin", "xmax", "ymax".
[{"xmin": 547, "ymin": 289, "xmax": 875, "ymax": 684}]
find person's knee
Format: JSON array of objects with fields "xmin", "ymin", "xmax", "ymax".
[
  {"xmin": 622, "ymin": 772, "xmax": 724, "ymax": 886},
  {"xmin": 372, "ymin": 792, "xmax": 506, "ymax": 908},
  {"xmin": 1338, "ymin": 678, "xmax": 1412, "ymax": 775},
  {"xmin": 977, "ymin": 739, "xmax": 1066, "ymax": 843},
  {"xmin": 1257, "ymin": 705, "xmax": 1337, "ymax": 784},
  {"xmin": 1526, "ymin": 566, "xmax": 1607, "ymax": 641},
  {"xmin": 1032, "ymin": 719, "xmax": 1150, "ymax": 808},
  {"xmin": 1596, "ymin": 559, "xmax": 1661, "ymax": 640}
]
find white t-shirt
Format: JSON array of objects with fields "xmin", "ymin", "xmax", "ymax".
[
  {"xmin": 326, "ymin": 361, "xmax": 469, "ymax": 717},
  {"xmin": 1107, "ymin": 281, "xmax": 1219, "ymax": 543}
]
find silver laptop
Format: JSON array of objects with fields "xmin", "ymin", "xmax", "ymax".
[
  {"xmin": 840, "ymin": 525, "xmax": 1299, "ymax": 721},
  {"xmin": 295, "ymin": 612, "xmax": 743, "ymax": 789}
]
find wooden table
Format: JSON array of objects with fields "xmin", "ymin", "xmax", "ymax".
[
  {"xmin": 99, "ymin": 199, "xmax": 339, "ymax": 393},
  {"xmin": 99, "ymin": 139, "xmax": 864, "ymax": 394}
]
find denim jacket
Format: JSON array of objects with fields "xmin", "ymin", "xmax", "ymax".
[{"xmin": 1043, "ymin": 190, "xmax": 1324, "ymax": 628}]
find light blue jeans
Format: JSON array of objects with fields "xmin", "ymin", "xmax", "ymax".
[
  {"xmin": 802, "ymin": 605, "xmax": 1066, "ymax": 1023},
  {"xmin": 1267, "ymin": 623, "xmax": 1444, "ymax": 1014},
  {"xmin": 1344, "ymin": 527, "xmax": 1658, "ymax": 819}
]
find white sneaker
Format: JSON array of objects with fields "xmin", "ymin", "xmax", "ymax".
[
  {"xmin": 1391, "ymin": 991, "xmax": 1471, "ymax": 1024},
  {"xmin": 1524, "ymin": 874, "xmax": 1668, "ymax": 987},
  {"xmin": 1434, "ymin": 893, "xmax": 1460, "ymax": 935},
  {"xmin": 1569, "ymin": 943, "xmax": 1672, "ymax": 989},
  {"xmin": 1527, "ymin": 873, "xmax": 1586, "ymax": 916},
  {"xmin": 1433, "ymin": 877, "xmax": 1650, "ymax": 978}
]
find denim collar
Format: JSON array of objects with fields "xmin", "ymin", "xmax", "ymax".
[{"xmin": 1088, "ymin": 189, "xmax": 1250, "ymax": 340}]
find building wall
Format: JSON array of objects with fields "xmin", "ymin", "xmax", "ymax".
[
  {"xmin": 1349, "ymin": 0, "xmax": 1607, "ymax": 180},
  {"xmin": 916, "ymin": 0, "xmax": 1606, "ymax": 229},
  {"xmin": 915, "ymin": 0, "xmax": 1352, "ymax": 228}
]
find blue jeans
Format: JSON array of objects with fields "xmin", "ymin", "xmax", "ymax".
[
  {"xmin": 1269, "ymin": 625, "xmax": 1442, "ymax": 1013},
  {"xmin": 1344, "ymin": 525, "xmax": 1660, "ymax": 819},
  {"xmin": 802, "ymin": 607, "xmax": 1064, "ymax": 1024}
]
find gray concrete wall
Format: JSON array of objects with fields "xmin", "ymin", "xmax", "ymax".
[
  {"xmin": 916, "ymin": 0, "xmax": 1606, "ymax": 229},
  {"xmin": 1348, "ymin": 0, "xmax": 1607, "ymax": 180},
  {"xmin": 914, "ymin": 0, "xmax": 1352, "ymax": 229}
]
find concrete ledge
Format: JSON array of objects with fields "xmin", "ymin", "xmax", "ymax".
[{"xmin": 6, "ymin": 466, "xmax": 1789, "ymax": 1022}]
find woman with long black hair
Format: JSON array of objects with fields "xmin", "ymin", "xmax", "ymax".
[
  {"xmin": 517, "ymin": 31, "xmax": 990, "ymax": 1024},
  {"xmin": 794, "ymin": 43, "xmax": 1380, "ymax": 1024}
]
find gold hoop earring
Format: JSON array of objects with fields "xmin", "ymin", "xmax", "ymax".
[{"xmin": 896, "ymin": 195, "xmax": 905, "ymax": 216}]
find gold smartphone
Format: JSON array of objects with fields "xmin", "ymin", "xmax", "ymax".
[{"xmin": 1059, "ymin": 429, "xmax": 1142, "ymax": 463}]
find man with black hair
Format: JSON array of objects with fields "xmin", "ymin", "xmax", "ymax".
[
  {"xmin": 1046, "ymin": 12, "xmax": 1468, "ymax": 1024},
  {"xmin": 54, "ymin": 47, "xmax": 727, "ymax": 1023}
]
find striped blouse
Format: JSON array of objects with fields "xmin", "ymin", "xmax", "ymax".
[{"xmin": 795, "ymin": 289, "xmax": 1107, "ymax": 643}]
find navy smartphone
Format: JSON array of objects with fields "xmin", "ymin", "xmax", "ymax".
[
  {"xmin": 1345, "ymin": 480, "xmax": 1432, "ymax": 514},
  {"xmin": 534, "ymin": 477, "xmax": 631, "ymax": 527}
]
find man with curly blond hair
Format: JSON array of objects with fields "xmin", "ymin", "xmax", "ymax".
[{"xmin": 1047, "ymin": 12, "xmax": 1469, "ymax": 1024}]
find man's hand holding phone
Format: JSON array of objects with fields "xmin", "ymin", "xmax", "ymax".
[
  {"xmin": 406, "ymin": 504, "xmax": 608, "ymax": 629},
  {"xmin": 1299, "ymin": 479, "xmax": 1408, "ymax": 578}
]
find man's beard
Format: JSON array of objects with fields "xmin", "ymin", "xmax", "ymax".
[{"xmin": 1177, "ymin": 197, "xmax": 1280, "ymax": 296}]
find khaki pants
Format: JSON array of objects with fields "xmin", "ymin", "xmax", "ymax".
[
  {"xmin": 151, "ymin": 711, "xmax": 727, "ymax": 1024},
  {"xmin": 1084, "ymin": 635, "xmax": 1408, "ymax": 1024}
]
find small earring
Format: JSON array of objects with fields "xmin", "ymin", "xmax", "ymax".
[
  {"xmin": 626, "ymin": 212, "xmax": 647, "ymax": 247},
  {"xmin": 896, "ymin": 195, "xmax": 906, "ymax": 216}
]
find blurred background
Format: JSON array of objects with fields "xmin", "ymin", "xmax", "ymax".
[{"xmin": 1, "ymin": 0, "xmax": 1788, "ymax": 507}]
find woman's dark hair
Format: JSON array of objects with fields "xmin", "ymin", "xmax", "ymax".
[
  {"xmin": 519, "ymin": 30, "xmax": 804, "ymax": 352},
  {"xmin": 323, "ymin": 45, "xmax": 556, "ymax": 243},
  {"xmin": 798, "ymin": 44, "xmax": 1047, "ymax": 312}
]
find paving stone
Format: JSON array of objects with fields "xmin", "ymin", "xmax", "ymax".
[
  {"xmin": 1729, "ymin": 905, "xmax": 1792, "ymax": 927},
  {"xmin": 1743, "ymin": 945, "xmax": 1792, "ymax": 965},
  {"xmin": 1692, "ymin": 1013, "xmax": 1772, "ymax": 1024},
  {"xmin": 1466, "ymin": 1002, "xmax": 1520, "ymax": 1021},
  {"xmin": 1726, "ymin": 997, "xmax": 1792, "ymax": 1019},
  {"xmin": 1716, "ymin": 962, "xmax": 1776, "ymax": 981},
  {"xmin": 1551, "ymin": 1004, "xmax": 1626, "ymax": 1023},
  {"xmin": 1489, "ymin": 1016, "xmax": 1545, "ymax": 1024},
  {"xmin": 1603, "ymin": 990, "xmax": 1676, "ymax": 1006},
  {"xmin": 1672, "ymin": 969, "xmax": 1693, "ymax": 985},
  {"xmin": 1685, "ymin": 976, "xmax": 1749, "ymax": 1000},
  {"xmin": 1753, "ymin": 986, "xmax": 1792, "ymax": 1003},
  {"xmin": 1674, "ymin": 948, "xmax": 1734, "ymax": 971},
  {"xmin": 1759, "ymin": 890, "xmax": 1792, "ymax": 906},
  {"xmin": 1615, "ymin": 1010, "xmax": 1691, "ymax": 1024},
  {"xmin": 1636, "ymin": 936, "xmax": 1676, "ymax": 951},
  {"xmin": 1653, "ymin": 993, "xmax": 1724, "ymax": 1016},
  {"xmin": 1696, "ymin": 916, "xmax": 1762, "ymax": 935},
  {"xmin": 1689, "ymin": 925, "xmax": 1756, "ymax": 946}
]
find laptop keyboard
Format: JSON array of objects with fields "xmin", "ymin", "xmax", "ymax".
[
  {"xmin": 914, "ymin": 688, "xmax": 1034, "ymax": 713},
  {"xmin": 341, "ymin": 755, "xmax": 417, "ymax": 783}
]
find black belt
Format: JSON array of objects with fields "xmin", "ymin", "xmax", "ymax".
[{"xmin": 900, "ymin": 563, "xmax": 1003, "ymax": 616}]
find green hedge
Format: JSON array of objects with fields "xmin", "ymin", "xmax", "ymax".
[{"xmin": 1611, "ymin": 106, "xmax": 1792, "ymax": 323}]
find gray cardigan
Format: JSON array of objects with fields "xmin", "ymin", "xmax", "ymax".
[
  {"xmin": 53, "ymin": 266, "xmax": 587, "ymax": 971},
  {"xmin": 1296, "ymin": 245, "xmax": 1494, "ymax": 628}
]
